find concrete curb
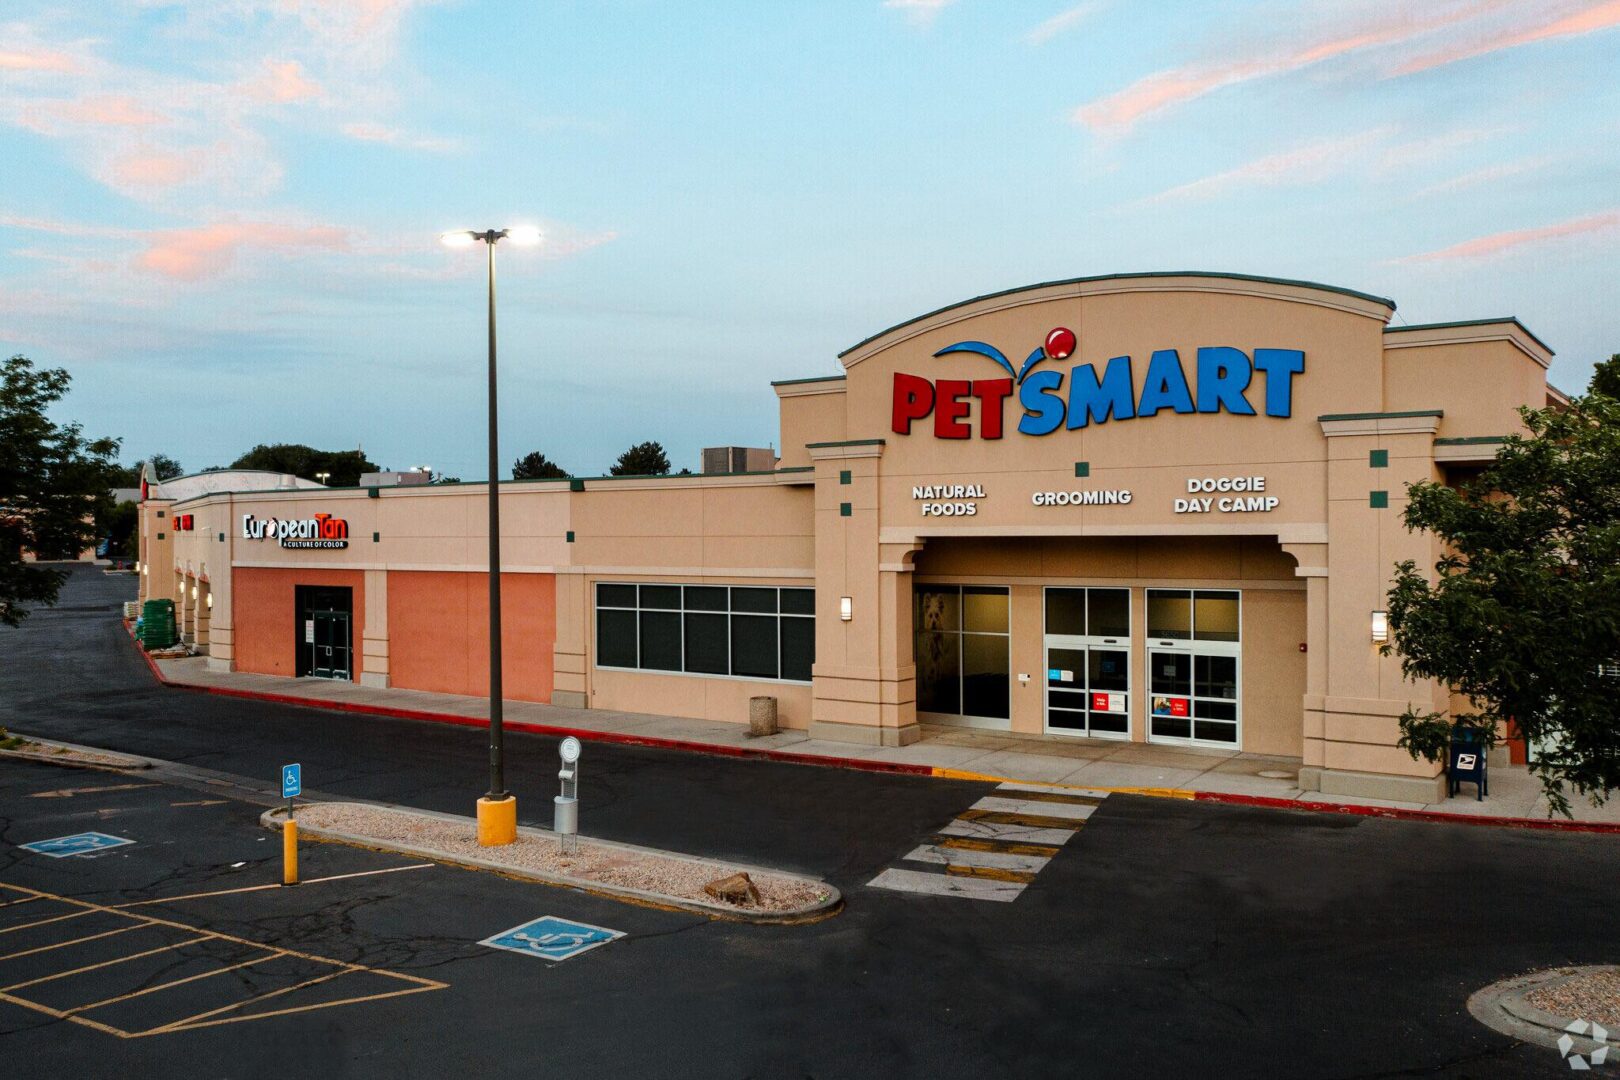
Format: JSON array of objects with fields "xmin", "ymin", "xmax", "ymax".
[
  {"xmin": 125, "ymin": 622, "xmax": 1620, "ymax": 835},
  {"xmin": 0, "ymin": 735, "xmax": 153, "ymax": 773},
  {"xmin": 1468, "ymin": 966, "xmax": 1620, "ymax": 1053},
  {"xmin": 261, "ymin": 803, "xmax": 843, "ymax": 925}
]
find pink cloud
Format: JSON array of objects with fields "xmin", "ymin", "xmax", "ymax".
[
  {"xmin": 340, "ymin": 121, "xmax": 456, "ymax": 152},
  {"xmin": 137, "ymin": 222, "xmax": 349, "ymax": 280},
  {"xmin": 252, "ymin": 59, "xmax": 324, "ymax": 103},
  {"xmin": 108, "ymin": 151, "xmax": 202, "ymax": 189},
  {"xmin": 1145, "ymin": 129, "xmax": 1391, "ymax": 203},
  {"xmin": 1073, "ymin": 1, "xmax": 1510, "ymax": 132},
  {"xmin": 0, "ymin": 48, "xmax": 78, "ymax": 73},
  {"xmin": 1395, "ymin": 0, "xmax": 1620, "ymax": 74},
  {"xmin": 1400, "ymin": 209, "xmax": 1620, "ymax": 262}
]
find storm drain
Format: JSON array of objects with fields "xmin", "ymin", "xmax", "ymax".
[{"xmin": 866, "ymin": 782, "xmax": 1107, "ymax": 902}]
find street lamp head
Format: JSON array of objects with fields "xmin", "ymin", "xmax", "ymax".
[
  {"xmin": 505, "ymin": 226, "xmax": 541, "ymax": 246},
  {"xmin": 439, "ymin": 230, "xmax": 477, "ymax": 248}
]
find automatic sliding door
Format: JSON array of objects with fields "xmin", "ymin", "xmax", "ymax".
[
  {"xmin": 1043, "ymin": 587, "xmax": 1130, "ymax": 739},
  {"xmin": 1147, "ymin": 589, "xmax": 1240, "ymax": 747}
]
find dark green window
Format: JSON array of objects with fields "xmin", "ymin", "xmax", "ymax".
[{"xmin": 594, "ymin": 582, "xmax": 814, "ymax": 683}]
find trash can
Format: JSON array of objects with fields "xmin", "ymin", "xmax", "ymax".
[{"xmin": 748, "ymin": 696, "xmax": 778, "ymax": 737}]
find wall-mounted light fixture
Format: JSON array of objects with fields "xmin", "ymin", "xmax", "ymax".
[
  {"xmin": 1370, "ymin": 610, "xmax": 1389, "ymax": 644},
  {"xmin": 840, "ymin": 596, "xmax": 852, "ymax": 622},
  {"xmin": 206, "ymin": 592, "xmax": 213, "ymax": 609},
  {"xmin": 191, "ymin": 585, "xmax": 198, "ymax": 600}
]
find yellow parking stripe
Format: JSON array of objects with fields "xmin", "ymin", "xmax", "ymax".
[
  {"xmin": 70, "ymin": 952, "xmax": 282, "ymax": 1015},
  {"xmin": 931, "ymin": 835, "xmax": 1061, "ymax": 858},
  {"xmin": 2, "ymin": 936, "xmax": 215, "ymax": 993},
  {"xmin": 0, "ymin": 908, "xmax": 99, "ymax": 935},
  {"xmin": 0, "ymin": 990, "xmax": 129, "ymax": 1038},
  {"xmin": 955, "ymin": 808, "xmax": 1088, "ymax": 831},
  {"xmin": 943, "ymin": 865, "xmax": 1038, "ymax": 884},
  {"xmin": 146, "ymin": 968, "xmax": 355, "ymax": 1033},
  {"xmin": 0, "ymin": 922, "xmax": 152, "ymax": 962},
  {"xmin": 146, "ymin": 983, "xmax": 445, "ymax": 1036}
]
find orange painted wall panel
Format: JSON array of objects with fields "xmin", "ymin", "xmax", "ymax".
[
  {"xmin": 234, "ymin": 567, "xmax": 366, "ymax": 678},
  {"xmin": 387, "ymin": 571, "xmax": 556, "ymax": 702}
]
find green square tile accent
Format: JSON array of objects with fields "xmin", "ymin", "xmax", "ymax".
[
  {"xmin": 372, "ymin": 531, "xmax": 380, "ymax": 543},
  {"xmin": 1369, "ymin": 449, "xmax": 1389, "ymax": 468},
  {"xmin": 217, "ymin": 532, "xmax": 224, "ymax": 542},
  {"xmin": 156, "ymin": 510, "xmax": 165, "ymax": 518},
  {"xmin": 156, "ymin": 532, "xmax": 164, "ymax": 540},
  {"xmin": 1370, "ymin": 490, "xmax": 1389, "ymax": 509},
  {"xmin": 839, "ymin": 502, "xmax": 852, "ymax": 517},
  {"xmin": 566, "ymin": 530, "xmax": 575, "ymax": 543},
  {"xmin": 1074, "ymin": 461, "xmax": 1090, "ymax": 478},
  {"xmin": 839, "ymin": 470, "xmax": 851, "ymax": 485},
  {"xmin": 568, "ymin": 478, "xmax": 585, "ymax": 492}
]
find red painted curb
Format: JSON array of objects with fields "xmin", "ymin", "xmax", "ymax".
[
  {"xmin": 125, "ymin": 623, "xmax": 932, "ymax": 779},
  {"xmin": 1192, "ymin": 790, "xmax": 1620, "ymax": 835}
]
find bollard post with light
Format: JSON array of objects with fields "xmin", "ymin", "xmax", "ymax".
[{"xmin": 440, "ymin": 225, "xmax": 541, "ymax": 846}]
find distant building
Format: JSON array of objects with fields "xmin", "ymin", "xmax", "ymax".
[
  {"xmin": 359, "ymin": 471, "xmax": 433, "ymax": 488},
  {"xmin": 701, "ymin": 447, "xmax": 777, "ymax": 475}
]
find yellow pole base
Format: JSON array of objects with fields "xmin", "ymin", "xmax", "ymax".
[
  {"xmin": 282, "ymin": 818, "xmax": 299, "ymax": 886},
  {"xmin": 477, "ymin": 795, "xmax": 517, "ymax": 846}
]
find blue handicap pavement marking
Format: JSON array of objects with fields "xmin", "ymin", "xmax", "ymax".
[
  {"xmin": 282, "ymin": 763, "xmax": 301, "ymax": 800},
  {"xmin": 479, "ymin": 916, "xmax": 624, "ymax": 962},
  {"xmin": 20, "ymin": 832, "xmax": 136, "ymax": 858}
]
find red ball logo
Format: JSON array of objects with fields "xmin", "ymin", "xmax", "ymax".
[{"xmin": 1045, "ymin": 327, "xmax": 1076, "ymax": 360}]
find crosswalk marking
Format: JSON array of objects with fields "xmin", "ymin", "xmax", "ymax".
[{"xmin": 869, "ymin": 783, "xmax": 1110, "ymax": 902}]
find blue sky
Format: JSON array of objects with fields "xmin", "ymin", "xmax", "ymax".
[{"xmin": 3, "ymin": 0, "xmax": 1617, "ymax": 478}]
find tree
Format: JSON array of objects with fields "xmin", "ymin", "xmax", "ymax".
[
  {"xmin": 1591, "ymin": 352, "xmax": 1620, "ymax": 400},
  {"xmin": 512, "ymin": 451, "xmax": 567, "ymax": 480},
  {"xmin": 609, "ymin": 441, "xmax": 670, "ymax": 477},
  {"xmin": 0, "ymin": 356, "xmax": 122, "ymax": 625},
  {"xmin": 1385, "ymin": 357, "xmax": 1620, "ymax": 817},
  {"xmin": 231, "ymin": 444, "xmax": 378, "ymax": 487}
]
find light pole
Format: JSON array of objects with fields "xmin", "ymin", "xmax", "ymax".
[
  {"xmin": 314, "ymin": 471, "xmax": 331, "ymax": 485},
  {"xmin": 441, "ymin": 225, "xmax": 541, "ymax": 846}
]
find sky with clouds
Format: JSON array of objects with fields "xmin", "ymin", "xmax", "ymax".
[{"xmin": 2, "ymin": 0, "xmax": 1617, "ymax": 478}]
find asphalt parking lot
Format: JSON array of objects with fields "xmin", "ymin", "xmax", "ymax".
[{"xmin": 7, "ymin": 567, "xmax": 1620, "ymax": 1077}]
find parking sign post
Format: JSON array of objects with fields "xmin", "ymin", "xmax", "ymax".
[{"xmin": 281, "ymin": 763, "xmax": 301, "ymax": 886}]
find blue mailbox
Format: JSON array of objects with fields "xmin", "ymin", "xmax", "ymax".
[{"xmin": 1448, "ymin": 729, "xmax": 1488, "ymax": 801}]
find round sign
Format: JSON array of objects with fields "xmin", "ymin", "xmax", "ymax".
[
  {"xmin": 1045, "ymin": 326, "xmax": 1077, "ymax": 360},
  {"xmin": 559, "ymin": 736, "xmax": 582, "ymax": 764}
]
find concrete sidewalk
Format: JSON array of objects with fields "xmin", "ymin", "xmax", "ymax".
[{"xmin": 150, "ymin": 655, "xmax": 1620, "ymax": 826}]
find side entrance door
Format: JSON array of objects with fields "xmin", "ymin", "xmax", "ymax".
[{"xmin": 296, "ymin": 585, "xmax": 353, "ymax": 681}]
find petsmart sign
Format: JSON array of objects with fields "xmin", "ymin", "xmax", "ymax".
[{"xmin": 891, "ymin": 327, "xmax": 1303, "ymax": 439}]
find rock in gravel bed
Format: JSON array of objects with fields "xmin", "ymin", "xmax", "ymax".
[
  {"xmin": 1526, "ymin": 969, "xmax": 1620, "ymax": 1028},
  {"xmin": 290, "ymin": 802, "xmax": 831, "ymax": 914}
]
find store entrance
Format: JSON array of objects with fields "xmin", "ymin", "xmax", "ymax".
[
  {"xmin": 1146, "ymin": 589, "xmax": 1241, "ymax": 746},
  {"xmin": 1043, "ymin": 587, "xmax": 1130, "ymax": 739},
  {"xmin": 295, "ymin": 585, "xmax": 353, "ymax": 681}
]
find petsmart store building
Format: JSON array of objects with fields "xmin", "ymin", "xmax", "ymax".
[{"xmin": 138, "ymin": 272, "xmax": 1561, "ymax": 803}]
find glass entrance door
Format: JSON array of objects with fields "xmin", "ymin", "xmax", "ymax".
[
  {"xmin": 295, "ymin": 584, "xmax": 353, "ymax": 681},
  {"xmin": 1043, "ymin": 587, "xmax": 1131, "ymax": 739},
  {"xmin": 1146, "ymin": 589, "xmax": 1241, "ymax": 746},
  {"xmin": 309, "ymin": 609, "xmax": 351, "ymax": 680}
]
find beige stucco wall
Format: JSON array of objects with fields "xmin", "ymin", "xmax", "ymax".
[{"xmin": 775, "ymin": 380, "xmax": 848, "ymax": 469}]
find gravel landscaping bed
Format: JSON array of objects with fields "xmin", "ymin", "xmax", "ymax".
[
  {"xmin": 289, "ymin": 802, "xmax": 832, "ymax": 914},
  {"xmin": 0, "ymin": 739, "xmax": 147, "ymax": 769},
  {"xmin": 1526, "ymin": 968, "xmax": 1620, "ymax": 1028}
]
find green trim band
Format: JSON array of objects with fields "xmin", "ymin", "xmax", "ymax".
[
  {"xmin": 1318, "ymin": 409, "xmax": 1444, "ymax": 422},
  {"xmin": 805, "ymin": 439, "xmax": 887, "ymax": 448},
  {"xmin": 1434, "ymin": 436, "xmax": 1509, "ymax": 445},
  {"xmin": 839, "ymin": 271, "xmax": 1396, "ymax": 358},
  {"xmin": 770, "ymin": 375, "xmax": 847, "ymax": 387},
  {"xmin": 1385, "ymin": 317, "xmax": 1553, "ymax": 356}
]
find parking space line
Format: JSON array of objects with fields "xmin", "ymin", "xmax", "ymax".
[
  {"xmin": 1, "ymin": 936, "xmax": 216, "ymax": 993},
  {"xmin": 70, "ymin": 952, "xmax": 282, "ymax": 1015},
  {"xmin": 0, "ymin": 882, "xmax": 448, "ymax": 1039},
  {"xmin": 0, "ymin": 908, "xmax": 101, "ymax": 935},
  {"xmin": 146, "ymin": 968, "xmax": 354, "ymax": 1033},
  {"xmin": 0, "ymin": 922, "xmax": 153, "ymax": 962},
  {"xmin": 0, "ymin": 896, "xmax": 44, "ymax": 910},
  {"xmin": 111, "ymin": 863, "xmax": 432, "ymax": 909}
]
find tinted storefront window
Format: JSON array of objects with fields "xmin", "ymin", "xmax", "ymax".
[
  {"xmin": 915, "ymin": 585, "xmax": 1010, "ymax": 721},
  {"xmin": 595, "ymin": 583, "xmax": 814, "ymax": 683}
]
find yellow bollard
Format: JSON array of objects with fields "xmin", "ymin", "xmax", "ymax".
[
  {"xmin": 282, "ymin": 817, "xmax": 299, "ymax": 886},
  {"xmin": 476, "ymin": 795, "xmax": 517, "ymax": 846}
]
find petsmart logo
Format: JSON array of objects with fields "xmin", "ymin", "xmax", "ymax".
[{"xmin": 890, "ymin": 327, "xmax": 1304, "ymax": 439}]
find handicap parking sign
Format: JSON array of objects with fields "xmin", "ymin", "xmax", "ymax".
[
  {"xmin": 282, "ymin": 763, "xmax": 301, "ymax": 800},
  {"xmin": 20, "ymin": 832, "xmax": 136, "ymax": 858},
  {"xmin": 479, "ymin": 916, "xmax": 623, "ymax": 962}
]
